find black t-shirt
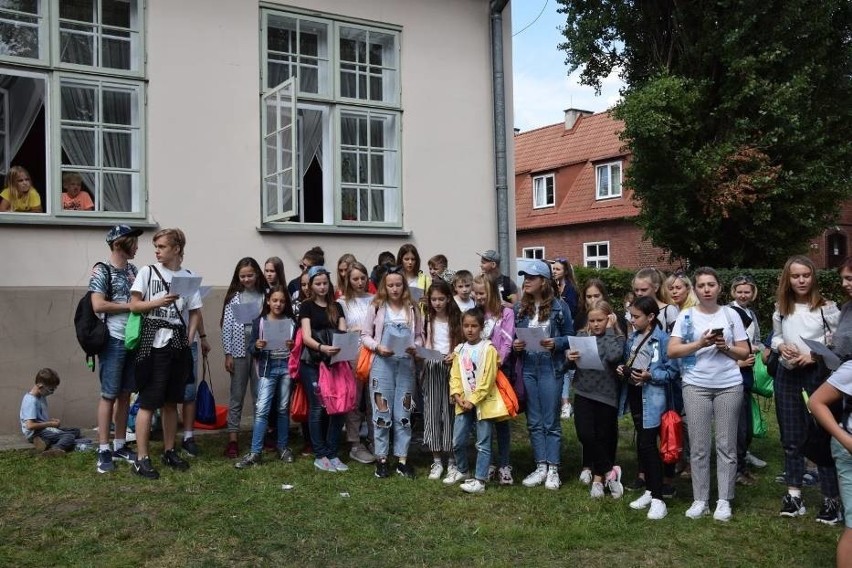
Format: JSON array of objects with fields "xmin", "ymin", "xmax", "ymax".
[
  {"xmin": 299, "ymin": 300, "xmax": 344, "ymax": 332},
  {"xmin": 498, "ymin": 274, "xmax": 518, "ymax": 303}
]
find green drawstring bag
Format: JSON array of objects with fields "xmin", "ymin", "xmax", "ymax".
[
  {"xmin": 125, "ymin": 312, "xmax": 143, "ymax": 350},
  {"xmin": 752, "ymin": 354, "xmax": 774, "ymax": 398},
  {"xmin": 752, "ymin": 395, "xmax": 767, "ymax": 438}
]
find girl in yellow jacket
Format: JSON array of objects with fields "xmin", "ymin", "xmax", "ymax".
[{"xmin": 444, "ymin": 307, "xmax": 510, "ymax": 494}]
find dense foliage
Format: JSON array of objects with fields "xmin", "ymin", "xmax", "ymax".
[{"xmin": 557, "ymin": 0, "xmax": 852, "ymax": 267}]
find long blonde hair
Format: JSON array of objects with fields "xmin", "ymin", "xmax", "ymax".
[
  {"xmin": 776, "ymin": 255, "xmax": 825, "ymax": 316},
  {"xmin": 665, "ymin": 273, "xmax": 698, "ymax": 310},
  {"xmin": 584, "ymin": 300, "xmax": 624, "ymax": 338},
  {"xmin": 5, "ymin": 166, "xmax": 31, "ymax": 210}
]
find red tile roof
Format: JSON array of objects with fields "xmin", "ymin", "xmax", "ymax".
[{"xmin": 515, "ymin": 111, "xmax": 639, "ymax": 230}]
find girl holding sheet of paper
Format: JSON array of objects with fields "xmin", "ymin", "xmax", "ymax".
[
  {"xmin": 220, "ymin": 257, "xmax": 266, "ymax": 458},
  {"xmin": 512, "ymin": 260, "xmax": 574, "ymax": 491},
  {"xmin": 361, "ymin": 266, "xmax": 424, "ymax": 479},
  {"xmin": 567, "ymin": 300, "xmax": 626, "ymax": 500},
  {"xmin": 235, "ymin": 286, "xmax": 296, "ymax": 469}
]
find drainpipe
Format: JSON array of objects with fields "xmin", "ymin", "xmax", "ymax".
[{"xmin": 490, "ymin": 0, "xmax": 511, "ymax": 273}]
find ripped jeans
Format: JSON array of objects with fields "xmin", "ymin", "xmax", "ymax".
[{"xmin": 370, "ymin": 354, "xmax": 416, "ymax": 460}]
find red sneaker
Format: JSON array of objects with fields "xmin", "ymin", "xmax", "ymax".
[{"xmin": 224, "ymin": 441, "xmax": 239, "ymax": 459}]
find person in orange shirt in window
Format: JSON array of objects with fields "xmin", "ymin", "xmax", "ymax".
[{"xmin": 61, "ymin": 172, "xmax": 95, "ymax": 211}]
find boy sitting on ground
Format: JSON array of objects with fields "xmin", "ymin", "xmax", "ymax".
[{"xmin": 20, "ymin": 368, "xmax": 80, "ymax": 455}]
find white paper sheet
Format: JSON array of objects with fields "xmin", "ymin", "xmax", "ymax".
[
  {"xmin": 568, "ymin": 336, "xmax": 605, "ymax": 371},
  {"xmin": 386, "ymin": 333, "xmax": 414, "ymax": 357},
  {"xmin": 802, "ymin": 337, "xmax": 842, "ymax": 371},
  {"xmin": 330, "ymin": 331, "xmax": 361, "ymax": 364},
  {"xmin": 169, "ymin": 275, "xmax": 202, "ymax": 298},
  {"xmin": 409, "ymin": 287, "xmax": 424, "ymax": 302},
  {"xmin": 262, "ymin": 319, "xmax": 292, "ymax": 351},
  {"xmin": 415, "ymin": 345, "xmax": 445, "ymax": 361},
  {"xmin": 232, "ymin": 301, "xmax": 262, "ymax": 325},
  {"xmin": 516, "ymin": 327, "xmax": 548, "ymax": 352},
  {"xmin": 199, "ymin": 285, "xmax": 213, "ymax": 300}
]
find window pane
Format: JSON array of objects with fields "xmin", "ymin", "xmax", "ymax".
[
  {"xmin": 61, "ymin": 84, "xmax": 97, "ymax": 122},
  {"xmin": 370, "ymin": 154, "xmax": 384, "ymax": 184},
  {"xmin": 597, "ymin": 166, "xmax": 608, "ymax": 196},
  {"xmin": 102, "ymin": 172, "xmax": 133, "ymax": 211},
  {"xmin": 341, "ymin": 151, "xmax": 357, "ymax": 183},
  {"xmin": 0, "ymin": 1, "xmax": 38, "ymax": 12},
  {"xmin": 612, "ymin": 164, "xmax": 621, "ymax": 194},
  {"xmin": 59, "ymin": 24, "xmax": 95, "ymax": 66},
  {"xmin": 264, "ymin": 177, "xmax": 277, "ymax": 217},
  {"xmin": 279, "ymin": 170, "xmax": 293, "ymax": 212},
  {"xmin": 341, "ymin": 116, "xmax": 359, "ymax": 145},
  {"xmin": 600, "ymin": 243, "xmax": 608, "ymax": 255},
  {"xmin": 103, "ymin": 89, "xmax": 132, "ymax": 125},
  {"xmin": 102, "ymin": 33, "xmax": 131, "ymax": 70},
  {"xmin": 371, "ymin": 188, "xmax": 384, "ymax": 222},
  {"xmin": 340, "ymin": 67, "xmax": 357, "ymax": 99},
  {"xmin": 0, "ymin": 11, "xmax": 39, "ymax": 59},
  {"xmin": 61, "ymin": 128, "xmax": 96, "ymax": 165},
  {"xmin": 103, "ymin": 131, "xmax": 131, "ymax": 168},
  {"xmin": 341, "ymin": 186, "xmax": 356, "ymax": 220},
  {"xmin": 60, "ymin": 0, "xmax": 94, "ymax": 22},
  {"xmin": 264, "ymin": 138, "xmax": 276, "ymax": 176},
  {"xmin": 102, "ymin": 0, "xmax": 131, "ymax": 28},
  {"xmin": 359, "ymin": 186, "xmax": 368, "ymax": 221},
  {"xmin": 369, "ymin": 118, "xmax": 384, "ymax": 148}
]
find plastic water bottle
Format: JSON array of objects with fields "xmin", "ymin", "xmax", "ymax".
[{"xmin": 681, "ymin": 312, "xmax": 697, "ymax": 372}]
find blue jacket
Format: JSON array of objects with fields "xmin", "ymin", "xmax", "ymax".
[
  {"xmin": 514, "ymin": 298, "xmax": 575, "ymax": 374},
  {"xmin": 620, "ymin": 325, "xmax": 679, "ymax": 429}
]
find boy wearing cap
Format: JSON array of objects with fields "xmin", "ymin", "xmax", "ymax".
[
  {"xmin": 478, "ymin": 250, "xmax": 518, "ymax": 305},
  {"xmin": 89, "ymin": 225, "xmax": 142, "ymax": 473}
]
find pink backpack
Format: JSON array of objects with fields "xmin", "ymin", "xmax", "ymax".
[{"xmin": 318, "ymin": 361, "xmax": 357, "ymax": 415}]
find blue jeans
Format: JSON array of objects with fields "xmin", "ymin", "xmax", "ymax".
[
  {"xmin": 250, "ymin": 357, "xmax": 291, "ymax": 454},
  {"xmin": 35, "ymin": 427, "xmax": 81, "ymax": 451},
  {"xmin": 370, "ymin": 354, "xmax": 416, "ymax": 459},
  {"xmin": 98, "ymin": 336, "xmax": 136, "ymax": 399},
  {"xmin": 453, "ymin": 411, "xmax": 493, "ymax": 481},
  {"xmin": 300, "ymin": 363, "xmax": 343, "ymax": 460},
  {"xmin": 523, "ymin": 352, "xmax": 561, "ymax": 465},
  {"xmin": 561, "ymin": 369, "xmax": 574, "ymax": 400}
]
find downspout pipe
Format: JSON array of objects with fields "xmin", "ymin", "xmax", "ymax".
[{"xmin": 490, "ymin": 0, "xmax": 511, "ymax": 274}]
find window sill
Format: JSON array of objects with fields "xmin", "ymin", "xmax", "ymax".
[
  {"xmin": 0, "ymin": 215, "xmax": 158, "ymax": 229},
  {"xmin": 595, "ymin": 194, "xmax": 623, "ymax": 201},
  {"xmin": 258, "ymin": 223, "xmax": 411, "ymax": 237}
]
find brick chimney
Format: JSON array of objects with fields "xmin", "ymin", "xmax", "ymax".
[{"xmin": 564, "ymin": 108, "xmax": 594, "ymax": 130}]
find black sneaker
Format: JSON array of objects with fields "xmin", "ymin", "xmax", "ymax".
[
  {"xmin": 661, "ymin": 483, "xmax": 677, "ymax": 499},
  {"xmin": 113, "ymin": 446, "xmax": 137, "ymax": 463},
  {"xmin": 816, "ymin": 498, "xmax": 843, "ymax": 526},
  {"xmin": 626, "ymin": 477, "xmax": 646, "ymax": 492},
  {"xmin": 278, "ymin": 448, "xmax": 294, "ymax": 463},
  {"xmin": 132, "ymin": 457, "xmax": 160, "ymax": 480},
  {"xmin": 181, "ymin": 437, "xmax": 200, "ymax": 457},
  {"xmin": 235, "ymin": 452, "xmax": 262, "ymax": 469},
  {"xmin": 375, "ymin": 460, "xmax": 390, "ymax": 479},
  {"xmin": 780, "ymin": 493, "xmax": 806, "ymax": 517},
  {"xmin": 395, "ymin": 462, "xmax": 415, "ymax": 479},
  {"xmin": 96, "ymin": 449, "xmax": 115, "ymax": 474},
  {"xmin": 161, "ymin": 449, "xmax": 190, "ymax": 471}
]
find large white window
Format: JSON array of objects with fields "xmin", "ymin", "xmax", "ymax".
[
  {"xmin": 261, "ymin": 10, "xmax": 401, "ymax": 228},
  {"xmin": 0, "ymin": 0, "xmax": 145, "ymax": 220},
  {"xmin": 532, "ymin": 173, "xmax": 554, "ymax": 208},
  {"xmin": 595, "ymin": 161, "xmax": 622, "ymax": 199},
  {"xmin": 522, "ymin": 246, "xmax": 544, "ymax": 260},
  {"xmin": 584, "ymin": 241, "xmax": 610, "ymax": 268}
]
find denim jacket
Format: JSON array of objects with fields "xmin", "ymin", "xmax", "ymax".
[
  {"xmin": 619, "ymin": 325, "xmax": 679, "ymax": 429},
  {"xmin": 514, "ymin": 298, "xmax": 574, "ymax": 374}
]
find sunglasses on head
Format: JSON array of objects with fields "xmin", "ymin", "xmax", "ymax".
[
  {"xmin": 385, "ymin": 265, "xmax": 403, "ymax": 274},
  {"xmin": 733, "ymin": 274, "xmax": 755, "ymax": 285}
]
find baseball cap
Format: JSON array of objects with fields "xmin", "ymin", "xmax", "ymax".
[
  {"xmin": 477, "ymin": 250, "xmax": 501, "ymax": 263},
  {"xmin": 307, "ymin": 265, "xmax": 330, "ymax": 281},
  {"xmin": 519, "ymin": 260, "xmax": 552, "ymax": 279},
  {"xmin": 106, "ymin": 225, "xmax": 143, "ymax": 244}
]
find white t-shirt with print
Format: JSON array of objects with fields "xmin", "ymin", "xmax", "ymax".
[
  {"xmin": 670, "ymin": 306, "xmax": 748, "ymax": 389},
  {"xmin": 131, "ymin": 263, "xmax": 203, "ymax": 348}
]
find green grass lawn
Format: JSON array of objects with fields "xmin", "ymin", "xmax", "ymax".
[{"xmin": 0, "ymin": 403, "xmax": 841, "ymax": 567}]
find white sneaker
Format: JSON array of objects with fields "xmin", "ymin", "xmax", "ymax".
[
  {"xmin": 605, "ymin": 465, "xmax": 623, "ymax": 499},
  {"xmin": 579, "ymin": 468, "xmax": 592, "ymax": 485},
  {"xmin": 522, "ymin": 464, "xmax": 548, "ymax": 487},
  {"xmin": 498, "ymin": 465, "xmax": 514, "ymax": 485},
  {"xmin": 590, "ymin": 481, "xmax": 605, "ymax": 498},
  {"xmin": 560, "ymin": 402, "xmax": 573, "ymax": 419},
  {"xmin": 745, "ymin": 452, "xmax": 767, "ymax": 469},
  {"xmin": 487, "ymin": 464, "xmax": 497, "ymax": 482},
  {"xmin": 545, "ymin": 466, "xmax": 561, "ymax": 490},
  {"xmin": 685, "ymin": 500, "xmax": 710, "ymax": 519},
  {"xmin": 442, "ymin": 465, "xmax": 466, "ymax": 485},
  {"xmin": 630, "ymin": 490, "xmax": 653, "ymax": 510},
  {"xmin": 714, "ymin": 499, "xmax": 732, "ymax": 522},
  {"xmin": 648, "ymin": 498, "xmax": 668, "ymax": 520},
  {"xmin": 428, "ymin": 461, "xmax": 444, "ymax": 480},
  {"xmin": 460, "ymin": 478, "xmax": 486, "ymax": 494}
]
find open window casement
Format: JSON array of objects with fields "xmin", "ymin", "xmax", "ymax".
[{"xmin": 261, "ymin": 77, "xmax": 297, "ymax": 222}]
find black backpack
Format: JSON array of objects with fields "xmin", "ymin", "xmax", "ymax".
[{"xmin": 74, "ymin": 262, "xmax": 112, "ymax": 371}]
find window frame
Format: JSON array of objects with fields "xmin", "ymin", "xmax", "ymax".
[
  {"xmin": 0, "ymin": 0, "xmax": 147, "ymax": 225},
  {"xmin": 0, "ymin": 0, "xmax": 49, "ymax": 65},
  {"xmin": 522, "ymin": 246, "xmax": 545, "ymax": 260},
  {"xmin": 595, "ymin": 160, "xmax": 622, "ymax": 200},
  {"xmin": 583, "ymin": 241, "xmax": 610, "ymax": 268},
  {"xmin": 260, "ymin": 7, "xmax": 403, "ymax": 230},
  {"xmin": 532, "ymin": 173, "xmax": 554, "ymax": 209}
]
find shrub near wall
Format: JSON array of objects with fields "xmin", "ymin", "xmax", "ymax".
[{"xmin": 573, "ymin": 267, "xmax": 846, "ymax": 338}]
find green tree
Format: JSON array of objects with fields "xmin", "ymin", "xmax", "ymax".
[{"xmin": 557, "ymin": 0, "xmax": 852, "ymax": 267}]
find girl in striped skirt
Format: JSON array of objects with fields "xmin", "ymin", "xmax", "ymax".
[{"xmin": 419, "ymin": 279, "xmax": 463, "ymax": 480}]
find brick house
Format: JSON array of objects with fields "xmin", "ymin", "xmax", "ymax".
[{"xmin": 515, "ymin": 109, "xmax": 852, "ymax": 271}]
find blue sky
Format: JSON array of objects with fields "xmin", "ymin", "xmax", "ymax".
[{"xmin": 511, "ymin": 0, "xmax": 624, "ymax": 132}]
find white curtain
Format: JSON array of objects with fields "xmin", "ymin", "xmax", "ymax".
[{"xmin": 0, "ymin": 75, "xmax": 44, "ymax": 168}]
